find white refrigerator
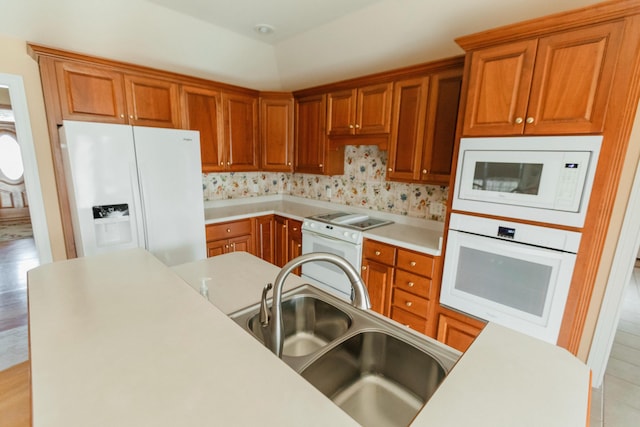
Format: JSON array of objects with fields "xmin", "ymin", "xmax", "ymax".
[{"xmin": 60, "ymin": 120, "xmax": 207, "ymax": 266}]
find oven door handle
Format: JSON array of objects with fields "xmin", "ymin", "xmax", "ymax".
[{"xmin": 303, "ymin": 230, "xmax": 359, "ymax": 246}]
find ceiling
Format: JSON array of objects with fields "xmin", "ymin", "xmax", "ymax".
[{"xmin": 148, "ymin": 0, "xmax": 385, "ymax": 44}]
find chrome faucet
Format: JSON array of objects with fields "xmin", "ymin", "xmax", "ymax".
[{"xmin": 260, "ymin": 252, "xmax": 371, "ymax": 358}]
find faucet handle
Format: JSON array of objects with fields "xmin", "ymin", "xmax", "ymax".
[{"xmin": 259, "ymin": 282, "xmax": 273, "ymax": 327}]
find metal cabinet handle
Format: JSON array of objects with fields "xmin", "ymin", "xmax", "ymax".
[
  {"xmin": 515, "ymin": 117, "xmax": 523, "ymax": 124},
  {"xmin": 297, "ymin": 244, "xmax": 301, "ymax": 248},
  {"xmin": 319, "ymin": 164, "xmax": 323, "ymax": 168},
  {"xmin": 226, "ymin": 228, "xmax": 231, "ymax": 233},
  {"xmin": 422, "ymin": 169, "xmax": 428, "ymax": 174},
  {"xmin": 362, "ymin": 266, "xmax": 367, "ymax": 271},
  {"xmin": 526, "ymin": 117, "xmax": 535, "ymax": 124},
  {"xmin": 288, "ymin": 162, "xmax": 292, "ymax": 166},
  {"xmin": 349, "ymin": 124, "xmax": 354, "ymax": 129},
  {"xmin": 408, "ymin": 282, "xmax": 415, "ymax": 288},
  {"xmin": 120, "ymin": 114, "xmax": 125, "ymax": 118},
  {"xmin": 293, "ymin": 227, "xmax": 298, "ymax": 231},
  {"xmin": 410, "ymin": 261, "xmax": 417, "ymax": 267},
  {"xmin": 405, "ymin": 301, "xmax": 413, "ymax": 307},
  {"xmin": 355, "ymin": 124, "xmax": 360, "ymax": 129},
  {"xmin": 375, "ymin": 250, "xmax": 381, "ymax": 256},
  {"xmin": 388, "ymin": 168, "xmax": 393, "ymax": 172}
]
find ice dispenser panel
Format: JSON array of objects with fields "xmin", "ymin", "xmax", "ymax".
[{"xmin": 93, "ymin": 204, "xmax": 133, "ymax": 247}]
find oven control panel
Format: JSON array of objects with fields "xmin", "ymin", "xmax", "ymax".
[{"xmin": 302, "ymin": 220, "xmax": 362, "ymax": 244}]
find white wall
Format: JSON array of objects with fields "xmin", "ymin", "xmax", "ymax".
[{"xmin": 0, "ymin": 0, "xmax": 282, "ymax": 90}]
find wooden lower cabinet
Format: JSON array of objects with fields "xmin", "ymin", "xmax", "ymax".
[
  {"xmin": 255, "ymin": 215, "xmax": 275, "ymax": 263},
  {"xmin": 205, "ymin": 219, "xmax": 254, "ymax": 257},
  {"xmin": 436, "ymin": 307, "xmax": 486, "ymax": 353},
  {"xmin": 362, "ymin": 239, "xmax": 436, "ymax": 335},
  {"xmin": 274, "ymin": 215, "xmax": 303, "ymax": 275}
]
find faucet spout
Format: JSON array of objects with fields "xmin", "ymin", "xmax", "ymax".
[{"xmin": 267, "ymin": 252, "xmax": 371, "ymax": 358}]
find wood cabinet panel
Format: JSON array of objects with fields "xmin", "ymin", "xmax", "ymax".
[
  {"xmin": 255, "ymin": 215, "xmax": 275, "ymax": 263},
  {"xmin": 207, "ymin": 240, "xmax": 227, "ymax": 258},
  {"xmin": 228, "ymin": 234, "xmax": 253, "ymax": 254},
  {"xmin": 287, "ymin": 222, "xmax": 303, "ymax": 276},
  {"xmin": 206, "ymin": 219, "xmax": 252, "ymax": 241},
  {"xmin": 397, "ymin": 248, "xmax": 434, "ymax": 278},
  {"xmin": 223, "ymin": 92, "xmax": 259, "ymax": 171},
  {"xmin": 327, "ymin": 89, "xmax": 357, "ymax": 136},
  {"xmin": 394, "ymin": 269, "xmax": 431, "ymax": 298},
  {"xmin": 124, "ymin": 74, "xmax": 180, "ymax": 128},
  {"xmin": 436, "ymin": 309, "xmax": 485, "ymax": 353},
  {"xmin": 392, "ymin": 288, "xmax": 429, "ymax": 317},
  {"xmin": 181, "ymin": 85, "xmax": 224, "ymax": 172},
  {"xmin": 357, "ymin": 82, "xmax": 393, "ymax": 135},
  {"xmin": 390, "ymin": 307, "xmax": 428, "ymax": 334},
  {"xmin": 525, "ymin": 21, "xmax": 623, "ymax": 134},
  {"xmin": 55, "ymin": 61, "xmax": 127, "ymax": 123},
  {"xmin": 295, "ymin": 94, "xmax": 327, "ymax": 174},
  {"xmin": 260, "ymin": 95, "xmax": 294, "ymax": 172},
  {"xmin": 361, "ymin": 259, "xmax": 393, "ymax": 316},
  {"xmin": 274, "ymin": 216, "xmax": 302, "ymax": 274},
  {"xmin": 362, "ymin": 239, "xmax": 396, "ymax": 265}
]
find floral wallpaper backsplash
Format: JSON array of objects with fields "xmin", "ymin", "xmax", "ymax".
[{"xmin": 202, "ymin": 145, "xmax": 448, "ymax": 222}]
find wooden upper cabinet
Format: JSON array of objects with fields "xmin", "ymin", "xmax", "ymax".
[
  {"xmin": 55, "ymin": 61, "xmax": 127, "ymax": 124},
  {"xmin": 124, "ymin": 75, "xmax": 180, "ymax": 128},
  {"xmin": 260, "ymin": 94, "xmax": 294, "ymax": 172},
  {"xmin": 462, "ymin": 21, "xmax": 624, "ymax": 136},
  {"xmin": 181, "ymin": 85, "xmax": 224, "ymax": 172},
  {"xmin": 387, "ymin": 66, "xmax": 462, "ymax": 184},
  {"xmin": 387, "ymin": 77, "xmax": 430, "ymax": 182},
  {"xmin": 295, "ymin": 94, "xmax": 326, "ymax": 174},
  {"xmin": 327, "ymin": 83, "xmax": 392, "ymax": 136},
  {"xmin": 55, "ymin": 60, "xmax": 180, "ymax": 128},
  {"xmin": 222, "ymin": 91, "xmax": 259, "ymax": 171},
  {"xmin": 421, "ymin": 69, "xmax": 463, "ymax": 184}
]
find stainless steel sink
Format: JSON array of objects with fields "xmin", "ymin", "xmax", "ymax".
[
  {"xmin": 230, "ymin": 284, "xmax": 459, "ymax": 426},
  {"xmin": 300, "ymin": 331, "xmax": 446, "ymax": 427},
  {"xmin": 245, "ymin": 295, "xmax": 352, "ymax": 357}
]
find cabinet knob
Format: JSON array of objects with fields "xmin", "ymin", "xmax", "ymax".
[
  {"xmin": 129, "ymin": 115, "xmax": 134, "ymax": 119},
  {"xmin": 225, "ymin": 244, "xmax": 229, "ymax": 248},
  {"xmin": 362, "ymin": 266, "xmax": 367, "ymax": 271},
  {"xmin": 288, "ymin": 162, "xmax": 292, "ymax": 166},
  {"xmin": 293, "ymin": 227, "xmax": 298, "ymax": 231},
  {"xmin": 226, "ymin": 228, "xmax": 231, "ymax": 233},
  {"xmin": 405, "ymin": 301, "xmax": 413, "ymax": 307},
  {"xmin": 319, "ymin": 164, "xmax": 323, "ymax": 168},
  {"xmin": 375, "ymin": 250, "xmax": 381, "ymax": 256},
  {"xmin": 230, "ymin": 243, "xmax": 235, "ymax": 248},
  {"xmin": 355, "ymin": 124, "xmax": 360, "ymax": 129},
  {"xmin": 515, "ymin": 117, "xmax": 523, "ymax": 124},
  {"xmin": 227, "ymin": 161, "xmax": 230, "ymax": 166},
  {"xmin": 388, "ymin": 168, "xmax": 393, "ymax": 172},
  {"xmin": 120, "ymin": 114, "xmax": 125, "ymax": 118},
  {"xmin": 526, "ymin": 117, "xmax": 535, "ymax": 124},
  {"xmin": 422, "ymin": 169, "xmax": 428, "ymax": 174},
  {"xmin": 410, "ymin": 261, "xmax": 417, "ymax": 267},
  {"xmin": 297, "ymin": 244, "xmax": 301, "ymax": 248},
  {"xmin": 349, "ymin": 124, "xmax": 354, "ymax": 129},
  {"xmin": 408, "ymin": 282, "xmax": 415, "ymax": 288}
]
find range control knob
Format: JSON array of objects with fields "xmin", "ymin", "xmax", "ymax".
[
  {"xmin": 343, "ymin": 231, "xmax": 350, "ymax": 238},
  {"xmin": 351, "ymin": 233, "xmax": 358, "ymax": 240}
]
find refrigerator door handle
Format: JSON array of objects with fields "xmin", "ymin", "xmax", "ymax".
[{"xmin": 130, "ymin": 162, "xmax": 148, "ymax": 249}]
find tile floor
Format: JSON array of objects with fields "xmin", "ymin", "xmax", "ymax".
[{"xmin": 590, "ymin": 266, "xmax": 640, "ymax": 426}]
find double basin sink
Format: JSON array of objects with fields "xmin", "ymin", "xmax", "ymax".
[{"xmin": 230, "ymin": 285, "xmax": 459, "ymax": 427}]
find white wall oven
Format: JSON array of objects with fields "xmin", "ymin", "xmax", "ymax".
[
  {"xmin": 441, "ymin": 213, "xmax": 582, "ymax": 344},
  {"xmin": 452, "ymin": 136, "xmax": 602, "ymax": 227}
]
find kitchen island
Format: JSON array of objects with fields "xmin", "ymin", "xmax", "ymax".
[{"xmin": 28, "ymin": 249, "xmax": 591, "ymax": 426}]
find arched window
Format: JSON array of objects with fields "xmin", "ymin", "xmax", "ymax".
[{"xmin": 0, "ymin": 130, "xmax": 23, "ymax": 181}]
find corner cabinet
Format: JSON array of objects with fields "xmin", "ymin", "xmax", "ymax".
[
  {"xmin": 260, "ymin": 94, "xmax": 294, "ymax": 172},
  {"xmin": 294, "ymin": 94, "xmax": 344, "ymax": 175},
  {"xmin": 387, "ymin": 66, "xmax": 462, "ymax": 184},
  {"xmin": 461, "ymin": 21, "xmax": 624, "ymax": 136},
  {"xmin": 55, "ymin": 60, "xmax": 180, "ymax": 128}
]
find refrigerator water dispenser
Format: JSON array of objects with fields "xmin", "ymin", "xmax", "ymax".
[{"xmin": 93, "ymin": 204, "xmax": 133, "ymax": 247}]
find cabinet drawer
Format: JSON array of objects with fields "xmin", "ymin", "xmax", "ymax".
[
  {"xmin": 396, "ymin": 249, "xmax": 434, "ymax": 277},
  {"xmin": 206, "ymin": 219, "xmax": 252, "ymax": 241},
  {"xmin": 363, "ymin": 239, "xmax": 396, "ymax": 265},
  {"xmin": 394, "ymin": 269, "xmax": 431, "ymax": 299},
  {"xmin": 390, "ymin": 306, "xmax": 428, "ymax": 333},
  {"xmin": 391, "ymin": 288, "xmax": 429, "ymax": 317}
]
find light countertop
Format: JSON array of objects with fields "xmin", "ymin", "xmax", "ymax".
[
  {"xmin": 203, "ymin": 195, "xmax": 444, "ymax": 255},
  {"xmin": 29, "ymin": 249, "xmax": 591, "ymax": 427}
]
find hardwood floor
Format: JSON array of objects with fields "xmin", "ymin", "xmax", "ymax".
[
  {"xmin": 0, "ymin": 237, "xmax": 36, "ymax": 427},
  {"xmin": 0, "ymin": 361, "xmax": 30, "ymax": 427}
]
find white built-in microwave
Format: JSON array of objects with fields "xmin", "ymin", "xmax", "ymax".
[{"xmin": 452, "ymin": 136, "xmax": 602, "ymax": 228}]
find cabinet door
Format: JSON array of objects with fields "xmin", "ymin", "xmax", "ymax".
[
  {"xmin": 124, "ymin": 74, "xmax": 180, "ymax": 128},
  {"xmin": 207, "ymin": 239, "xmax": 227, "ymax": 257},
  {"xmin": 387, "ymin": 77, "xmax": 430, "ymax": 181},
  {"xmin": 228, "ymin": 234, "xmax": 254, "ymax": 254},
  {"xmin": 55, "ymin": 61, "xmax": 127, "ymax": 124},
  {"xmin": 421, "ymin": 69, "xmax": 462, "ymax": 184},
  {"xmin": 295, "ymin": 94, "xmax": 327, "ymax": 174},
  {"xmin": 260, "ymin": 95, "xmax": 294, "ymax": 172},
  {"xmin": 357, "ymin": 82, "xmax": 393, "ymax": 135},
  {"xmin": 181, "ymin": 85, "xmax": 224, "ymax": 172},
  {"xmin": 288, "ymin": 219, "xmax": 303, "ymax": 275},
  {"xmin": 436, "ymin": 309, "xmax": 485, "ymax": 352},
  {"xmin": 525, "ymin": 21, "xmax": 623, "ymax": 135},
  {"xmin": 274, "ymin": 216, "xmax": 289, "ymax": 267},
  {"xmin": 255, "ymin": 215, "xmax": 275, "ymax": 263},
  {"xmin": 223, "ymin": 92, "xmax": 259, "ymax": 171},
  {"xmin": 462, "ymin": 40, "xmax": 537, "ymax": 136},
  {"xmin": 361, "ymin": 259, "xmax": 393, "ymax": 316},
  {"xmin": 327, "ymin": 89, "xmax": 356, "ymax": 136}
]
